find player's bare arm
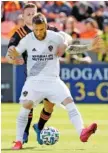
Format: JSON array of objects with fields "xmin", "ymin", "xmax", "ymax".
[
  {"xmin": 72, "ymin": 55, "xmax": 92, "ymax": 64},
  {"xmin": 66, "ymin": 36, "xmax": 105, "ymax": 54}
]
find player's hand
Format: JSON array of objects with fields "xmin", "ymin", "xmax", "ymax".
[
  {"xmin": 56, "ymin": 45, "xmax": 67, "ymax": 57},
  {"xmin": 8, "ymin": 46, "xmax": 19, "ymax": 58},
  {"xmin": 56, "ymin": 47, "xmax": 64, "ymax": 57},
  {"xmin": 7, "ymin": 46, "xmax": 23, "ymax": 65},
  {"xmin": 7, "ymin": 58, "xmax": 24, "ymax": 65},
  {"xmin": 15, "ymin": 58, "xmax": 24, "ymax": 65},
  {"xmin": 91, "ymin": 36, "xmax": 105, "ymax": 53}
]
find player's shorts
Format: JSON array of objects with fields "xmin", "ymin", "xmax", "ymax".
[{"xmin": 19, "ymin": 77, "xmax": 73, "ymax": 106}]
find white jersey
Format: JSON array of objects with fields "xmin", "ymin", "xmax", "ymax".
[{"xmin": 16, "ymin": 30, "xmax": 67, "ymax": 80}]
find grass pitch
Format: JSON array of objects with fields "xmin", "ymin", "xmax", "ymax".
[{"xmin": 1, "ymin": 103, "xmax": 108, "ymax": 153}]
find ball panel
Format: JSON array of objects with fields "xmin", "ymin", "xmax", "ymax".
[{"xmin": 40, "ymin": 127, "xmax": 59, "ymax": 145}]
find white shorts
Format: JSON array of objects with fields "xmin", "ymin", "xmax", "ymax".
[{"xmin": 19, "ymin": 78, "xmax": 73, "ymax": 106}]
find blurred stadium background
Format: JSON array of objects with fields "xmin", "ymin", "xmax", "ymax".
[{"xmin": 1, "ymin": 1, "xmax": 108, "ymax": 153}]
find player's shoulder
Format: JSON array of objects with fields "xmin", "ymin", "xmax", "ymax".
[
  {"xmin": 15, "ymin": 25, "xmax": 28, "ymax": 38},
  {"xmin": 47, "ymin": 25, "xmax": 59, "ymax": 32},
  {"xmin": 21, "ymin": 32, "xmax": 33, "ymax": 41},
  {"xmin": 47, "ymin": 30, "xmax": 63, "ymax": 39}
]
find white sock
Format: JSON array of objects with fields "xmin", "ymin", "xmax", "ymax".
[
  {"xmin": 65, "ymin": 102, "xmax": 84, "ymax": 136},
  {"xmin": 16, "ymin": 107, "xmax": 30, "ymax": 143}
]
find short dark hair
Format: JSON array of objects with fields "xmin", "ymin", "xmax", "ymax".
[
  {"xmin": 23, "ymin": 3, "xmax": 37, "ymax": 11},
  {"xmin": 32, "ymin": 13, "xmax": 47, "ymax": 24}
]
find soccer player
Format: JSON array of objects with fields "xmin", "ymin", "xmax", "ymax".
[
  {"xmin": 7, "ymin": 3, "xmax": 57, "ymax": 144},
  {"xmin": 7, "ymin": 13, "xmax": 99, "ymax": 150},
  {"xmin": 7, "ymin": 3, "xmax": 73, "ymax": 145}
]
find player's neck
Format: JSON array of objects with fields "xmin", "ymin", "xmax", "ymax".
[
  {"xmin": 34, "ymin": 32, "xmax": 47, "ymax": 41},
  {"xmin": 25, "ymin": 24, "xmax": 33, "ymax": 30}
]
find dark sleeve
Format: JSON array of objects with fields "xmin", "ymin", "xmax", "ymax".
[
  {"xmin": 8, "ymin": 31, "xmax": 27, "ymax": 64},
  {"xmin": 47, "ymin": 25, "xmax": 60, "ymax": 32},
  {"xmin": 8, "ymin": 32, "xmax": 21, "ymax": 48},
  {"xmin": 22, "ymin": 51, "xmax": 28, "ymax": 64}
]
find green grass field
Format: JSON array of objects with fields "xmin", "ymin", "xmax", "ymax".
[{"xmin": 1, "ymin": 103, "xmax": 108, "ymax": 153}]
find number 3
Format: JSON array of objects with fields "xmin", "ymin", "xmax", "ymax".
[{"xmin": 75, "ymin": 82, "xmax": 86, "ymax": 101}]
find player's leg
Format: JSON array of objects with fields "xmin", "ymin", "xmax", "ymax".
[
  {"xmin": 62, "ymin": 98, "xmax": 97, "ymax": 142},
  {"xmin": 38, "ymin": 99, "xmax": 54, "ymax": 130},
  {"xmin": 12, "ymin": 79, "xmax": 44, "ymax": 150},
  {"xmin": 12, "ymin": 101, "xmax": 33, "ymax": 150},
  {"xmin": 23, "ymin": 108, "xmax": 33, "ymax": 143},
  {"xmin": 48, "ymin": 79, "xmax": 97, "ymax": 142},
  {"xmin": 33, "ymin": 99, "xmax": 54, "ymax": 144}
]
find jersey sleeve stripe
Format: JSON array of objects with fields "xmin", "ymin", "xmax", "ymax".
[
  {"xmin": 16, "ymin": 29, "xmax": 23, "ymax": 38},
  {"xmin": 18, "ymin": 28, "xmax": 25, "ymax": 37},
  {"xmin": 21, "ymin": 27, "xmax": 27, "ymax": 35}
]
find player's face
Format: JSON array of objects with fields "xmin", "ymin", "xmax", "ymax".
[
  {"xmin": 23, "ymin": 8, "xmax": 36, "ymax": 25},
  {"xmin": 33, "ymin": 23, "xmax": 47, "ymax": 40}
]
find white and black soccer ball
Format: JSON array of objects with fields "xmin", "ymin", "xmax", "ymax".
[{"xmin": 40, "ymin": 127, "xmax": 59, "ymax": 145}]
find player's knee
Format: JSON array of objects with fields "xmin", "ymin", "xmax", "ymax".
[
  {"xmin": 21, "ymin": 100, "xmax": 33, "ymax": 109},
  {"xmin": 62, "ymin": 97, "xmax": 74, "ymax": 106},
  {"xmin": 44, "ymin": 99, "xmax": 55, "ymax": 113}
]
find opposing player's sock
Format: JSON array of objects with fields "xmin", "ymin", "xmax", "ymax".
[
  {"xmin": 33, "ymin": 108, "xmax": 52, "ymax": 144},
  {"xmin": 23, "ymin": 108, "xmax": 33, "ymax": 143},
  {"xmin": 16, "ymin": 107, "xmax": 30, "ymax": 143},
  {"xmin": 38, "ymin": 108, "xmax": 51, "ymax": 130},
  {"xmin": 65, "ymin": 102, "xmax": 84, "ymax": 135}
]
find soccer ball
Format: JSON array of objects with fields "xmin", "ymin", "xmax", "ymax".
[{"xmin": 40, "ymin": 127, "xmax": 59, "ymax": 145}]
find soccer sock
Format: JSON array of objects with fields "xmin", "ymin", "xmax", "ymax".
[
  {"xmin": 24, "ymin": 108, "xmax": 33, "ymax": 135},
  {"xmin": 65, "ymin": 102, "xmax": 84, "ymax": 136},
  {"xmin": 38, "ymin": 108, "xmax": 51, "ymax": 130},
  {"xmin": 16, "ymin": 107, "xmax": 30, "ymax": 143}
]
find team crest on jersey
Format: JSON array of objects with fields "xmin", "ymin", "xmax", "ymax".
[
  {"xmin": 48, "ymin": 45, "xmax": 53, "ymax": 51},
  {"xmin": 23, "ymin": 91, "xmax": 28, "ymax": 97},
  {"xmin": 10, "ymin": 37, "xmax": 15, "ymax": 43}
]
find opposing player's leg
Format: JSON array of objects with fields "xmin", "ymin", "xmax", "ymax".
[
  {"xmin": 38, "ymin": 99, "xmax": 54, "ymax": 130},
  {"xmin": 47, "ymin": 79, "xmax": 97, "ymax": 142},
  {"xmin": 33, "ymin": 99, "xmax": 54, "ymax": 144}
]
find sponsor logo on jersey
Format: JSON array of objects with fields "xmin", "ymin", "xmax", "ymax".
[
  {"xmin": 32, "ymin": 48, "xmax": 37, "ymax": 51},
  {"xmin": 32, "ymin": 54, "xmax": 54, "ymax": 61}
]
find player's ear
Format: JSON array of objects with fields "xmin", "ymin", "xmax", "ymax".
[
  {"xmin": 22, "ymin": 14, "xmax": 24, "ymax": 19},
  {"xmin": 45, "ymin": 24, "xmax": 47, "ymax": 30}
]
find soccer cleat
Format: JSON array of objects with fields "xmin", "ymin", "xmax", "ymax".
[
  {"xmin": 23, "ymin": 132, "xmax": 29, "ymax": 143},
  {"xmin": 33, "ymin": 124, "xmax": 43, "ymax": 145},
  {"xmin": 80, "ymin": 123, "xmax": 97, "ymax": 142},
  {"xmin": 12, "ymin": 141, "xmax": 22, "ymax": 150}
]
